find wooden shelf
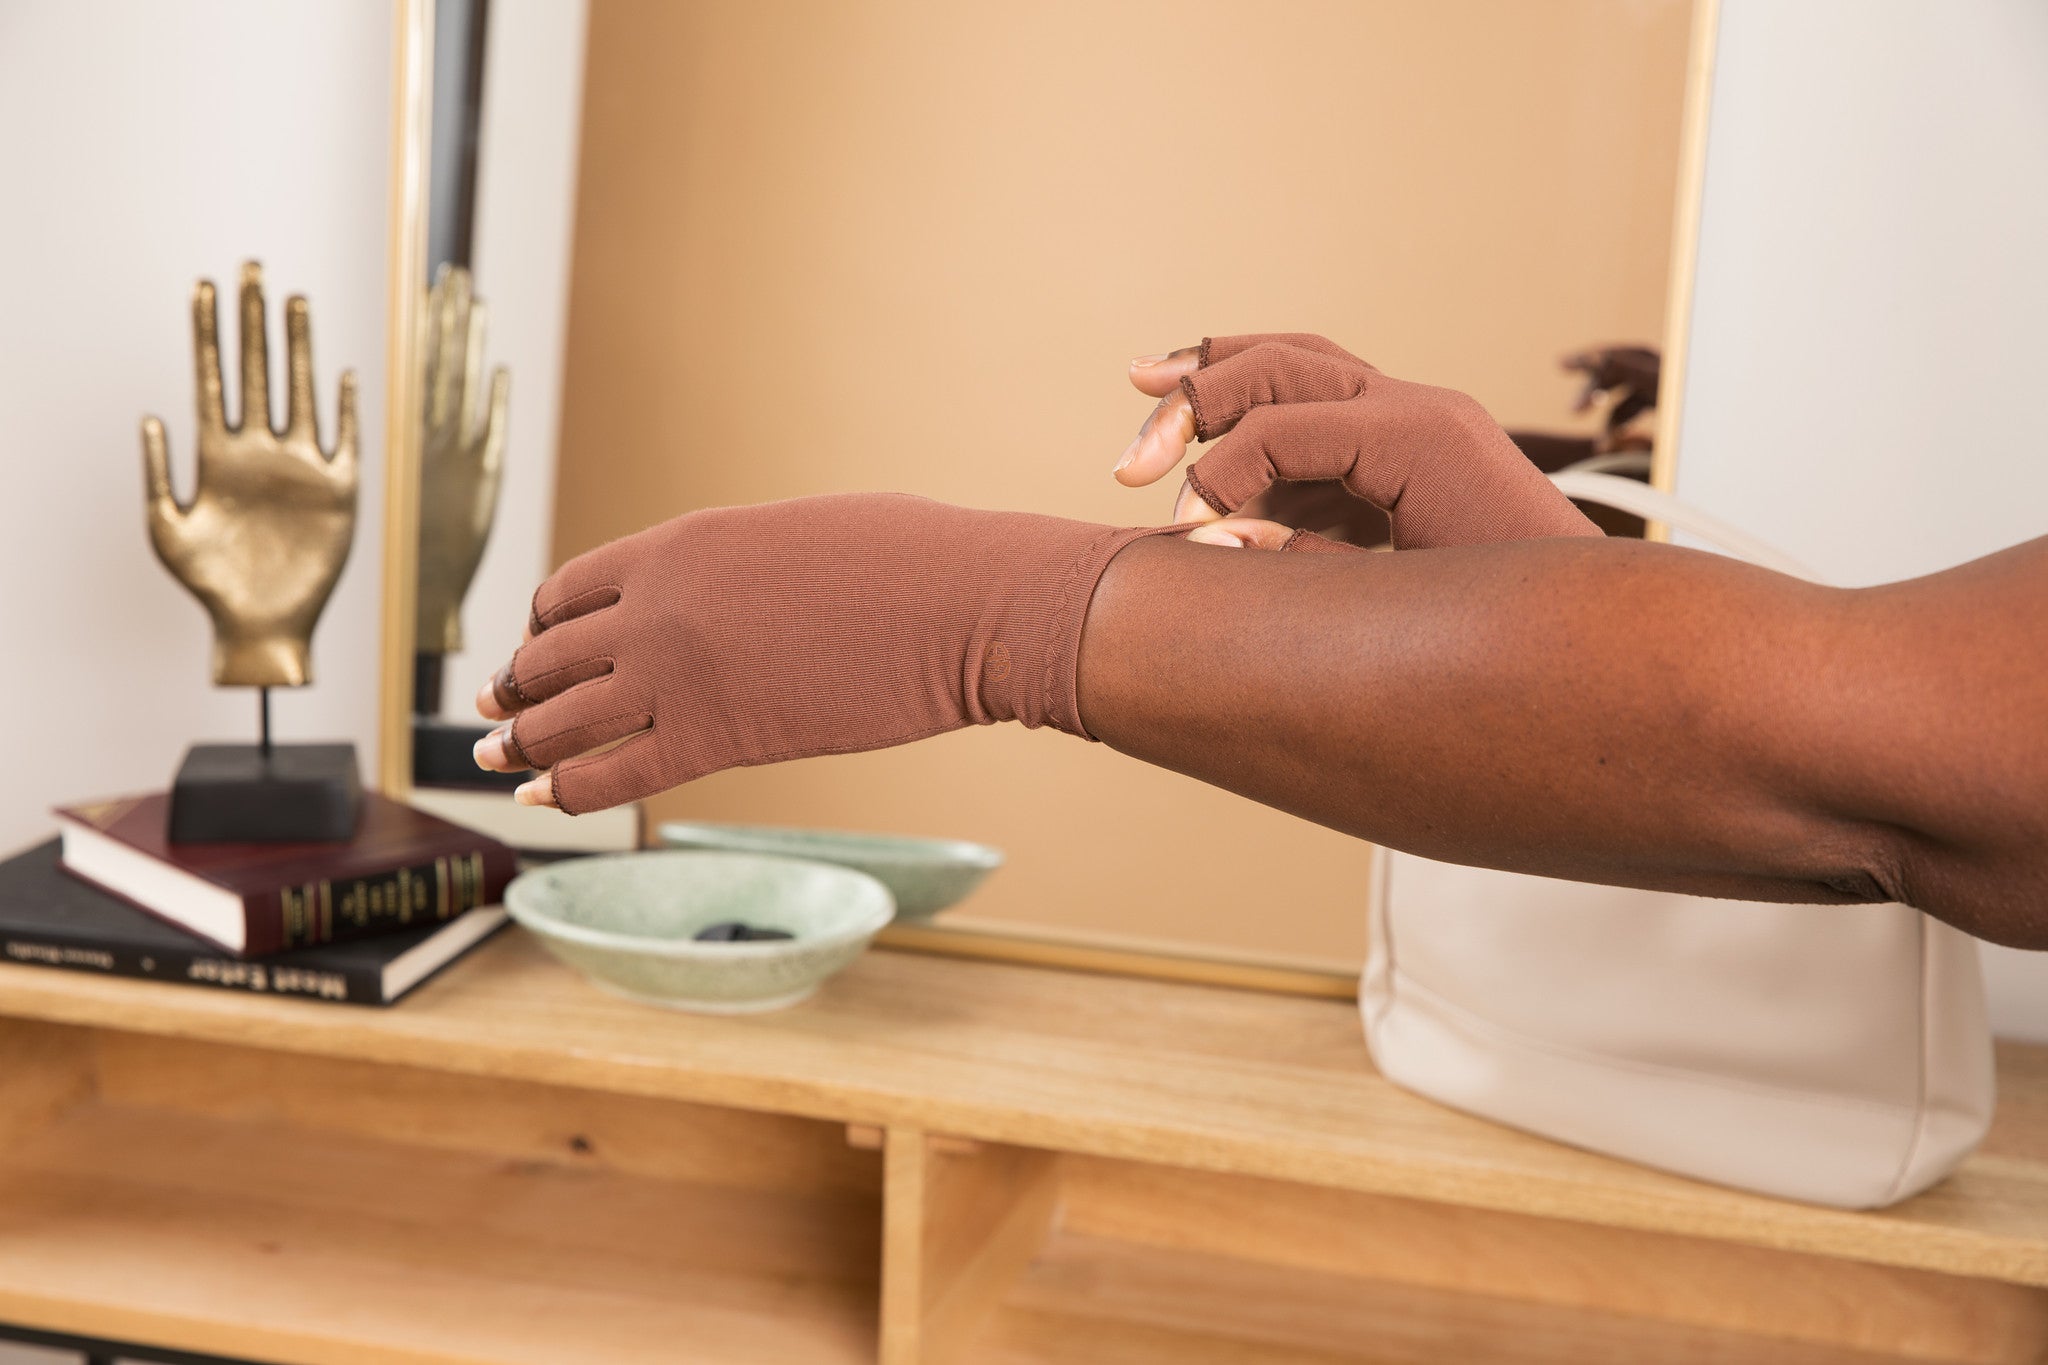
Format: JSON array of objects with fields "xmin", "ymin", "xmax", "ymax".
[
  {"xmin": 0, "ymin": 1096, "xmax": 879, "ymax": 1365},
  {"xmin": 1, "ymin": 935, "xmax": 2046, "ymax": 1290},
  {"xmin": 876, "ymin": 1135, "xmax": 2048, "ymax": 1365},
  {"xmin": 978, "ymin": 1233, "xmax": 1946, "ymax": 1365}
]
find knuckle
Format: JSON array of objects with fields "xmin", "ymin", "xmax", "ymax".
[{"xmin": 1432, "ymin": 388, "xmax": 1501, "ymax": 437}]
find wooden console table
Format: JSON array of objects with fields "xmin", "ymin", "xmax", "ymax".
[{"xmin": 0, "ymin": 932, "xmax": 2044, "ymax": 1363}]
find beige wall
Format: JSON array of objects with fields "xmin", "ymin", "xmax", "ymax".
[{"xmin": 554, "ymin": 0, "xmax": 1692, "ymax": 968}]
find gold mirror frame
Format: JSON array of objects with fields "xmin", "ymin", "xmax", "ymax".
[
  {"xmin": 376, "ymin": 0, "xmax": 1720, "ymax": 999},
  {"xmin": 377, "ymin": 0, "xmax": 432, "ymax": 801}
]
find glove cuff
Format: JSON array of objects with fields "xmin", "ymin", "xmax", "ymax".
[
  {"xmin": 1021, "ymin": 523, "xmax": 1180, "ymax": 739},
  {"xmin": 971, "ymin": 517, "xmax": 1181, "ymax": 739}
]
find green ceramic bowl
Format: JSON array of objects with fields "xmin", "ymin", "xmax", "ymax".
[
  {"xmin": 505, "ymin": 850, "xmax": 895, "ymax": 1013},
  {"xmin": 656, "ymin": 822, "xmax": 1003, "ymax": 921}
]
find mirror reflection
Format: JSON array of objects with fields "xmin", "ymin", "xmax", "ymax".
[{"xmin": 406, "ymin": 0, "xmax": 1698, "ymax": 975}]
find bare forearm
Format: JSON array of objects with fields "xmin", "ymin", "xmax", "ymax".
[{"xmin": 1076, "ymin": 535, "xmax": 2048, "ymax": 945}]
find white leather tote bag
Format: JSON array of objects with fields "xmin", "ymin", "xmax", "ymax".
[{"xmin": 1360, "ymin": 470, "xmax": 1995, "ymax": 1209}]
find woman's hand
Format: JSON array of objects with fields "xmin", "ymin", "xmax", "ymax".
[
  {"xmin": 471, "ymin": 493, "xmax": 1166, "ymax": 811},
  {"xmin": 1113, "ymin": 333, "xmax": 1600, "ymax": 551}
]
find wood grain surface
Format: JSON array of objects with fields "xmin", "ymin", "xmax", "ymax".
[{"xmin": 0, "ymin": 938, "xmax": 2045, "ymax": 1287}]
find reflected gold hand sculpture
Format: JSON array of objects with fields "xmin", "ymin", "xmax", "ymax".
[
  {"xmin": 143, "ymin": 262, "xmax": 358, "ymax": 687},
  {"xmin": 416, "ymin": 264, "xmax": 509, "ymax": 654}
]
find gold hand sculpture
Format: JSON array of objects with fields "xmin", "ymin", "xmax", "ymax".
[
  {"xmin": 143, "ymin": 263, "xmax": 359, "ymax": 688},
  {"xmin": 416, "ymin": 264, "xmax": 510, "ymax": 654}
]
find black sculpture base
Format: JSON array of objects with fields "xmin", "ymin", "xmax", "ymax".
[
  {"xmin": 168, "ymin": 742, "xmax": 363, "ymax": 844},
  {"xmin": 413, "ymin": 717, "xmax": 524, "ymax": 792}
]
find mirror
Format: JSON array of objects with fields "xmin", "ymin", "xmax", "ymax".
[
  {"xmin": 386, "ymin": 0, "xmax": 1712, "ymax": 991},
  {"xmin": 392, "ymin": 0, "xmax": 606, "ymax": 832}
]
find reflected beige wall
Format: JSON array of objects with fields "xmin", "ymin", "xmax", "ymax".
[{"xmin": 554, "ymin": 0, "xmax": 1692, "ymax": 969}]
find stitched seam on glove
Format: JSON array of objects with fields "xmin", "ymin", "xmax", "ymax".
[
  {"xmin": 503, "ymin": 721, "xmax": 538, "ymax": 771},
  {"xmin": 520, "ymin": 655, "xmax": 618, "ymax": 697},
  {"xmin": 537, "ymin": 584, "xmax": 624, "ymax": 631},
  {"xmin": 1039, "ymin": 524, "xmax": 1181, "ymax": 741},
  {"xmin": 552, "ymin": 764, "xmax": 588, "ymax": 816},
  {"xmin": 520, "ymin": 706, "xmax": 654, "ymax": 759},
  {"xmin": 492, "ymin": 665, "xmax": 530, "ymax": 710},
  {"xmin": 1183, "ymin": 465, "xmax": 1231, "ymax": 518},
  {"xmin": 1179, "ymin": 373, "xmax": 1216, "ymax": 443},
  {"xmin": 1036, "ymin": 525, "xmax": 1130, "ymax": 738}
]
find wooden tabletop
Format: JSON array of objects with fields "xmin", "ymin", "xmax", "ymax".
[{"xmin": 1, "ymin": 931, "xmax": 2045, "ymax": 1286}]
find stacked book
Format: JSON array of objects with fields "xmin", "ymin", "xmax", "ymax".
[{"xmin": 0, "ymin": 792, "xmax": 516, "ymax": 1006}]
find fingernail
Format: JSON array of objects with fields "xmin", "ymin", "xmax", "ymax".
[
  {"xmin": 1130, "ymin": 353, "xmax": 1170, "ymax": 368},
  {"xmin": 1114, "ymin": 437, "xmax": 1140, "ymax": 473},
  {"xmin": 1187, "ymin": 527, "xmax": 1244, "ymax": 548},
  {"xmin": 513, "ymin": 780, "xmax": 540, "ymax": 806}
]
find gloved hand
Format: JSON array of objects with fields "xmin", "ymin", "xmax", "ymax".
[
  {"xmin": 473, "ymin": 494, "xmax": 1170, "ymax": 813},
  {"xmin": 1117, "ymin": 333, "xmax": 1601, "ymax": 550}
]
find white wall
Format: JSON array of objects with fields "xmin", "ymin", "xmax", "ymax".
[
  {"xmin": 0, "ymin": 2, "xmax": 392, "ymax": 851},
  {"xmin": 1676, "ymin": 0, "xmax": 2048, "ymax": 1037}
]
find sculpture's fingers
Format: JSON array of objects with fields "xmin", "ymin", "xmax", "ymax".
[
  {"xmin": 191, "ymin": 280, "xmax": 226, "ymax": 435},
  {"xmin": 329, "ymin": 370, "xmax": 359, "ymax": 475},
  {"xmin": 422, "ymin": 266, "xmax": 449, "ymax": 432},
  {"xmin": 1178, "ymin": 343, "xmax": 1370, "ymax": 442},
  {"xmin": 479, "ymin": 367, "xmax": 510, "ymax": 479},
  {"xmin": 431, "ymin": 267, "xmax": 471, "ymax": 432},
  {"xmin": 462, "ymin": 298, "xmax": 488, "ymax": 441},
  {"xmin": 141, "ymin": 417, "xmax": 185, "ymax": 529},
  {"xmin": 237, "ymin": 262, "xmax": 272, "ymax": 435},
  {"xmin": 284, "ymin": 295, "xmax": 318, "ymax": 443}
]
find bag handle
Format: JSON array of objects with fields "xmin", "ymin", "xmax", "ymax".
[{"xmin": 1548, "ymin": 467, "xmax": 1825, "ymax": 584}]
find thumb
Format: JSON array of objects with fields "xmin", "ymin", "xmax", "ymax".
[{"xmin": 1184, "ymin": 518, "xmax": 1298, "ymax": 551}]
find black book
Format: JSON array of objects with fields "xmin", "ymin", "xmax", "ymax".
[{"xmin": 0, "ymin": 840, "xmax": 507, "ymax": 1006}]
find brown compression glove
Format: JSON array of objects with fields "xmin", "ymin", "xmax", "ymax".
[
  {"xmin": 493, "ymin": 494, "xmax": 1171, "ymax": 814},
  {"xmin": 1181, "ymin": 333, "xmax": 1602, "ymax": 550}
]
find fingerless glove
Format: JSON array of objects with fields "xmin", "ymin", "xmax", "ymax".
[
  {"xmin": 1180, "ymin": 333, "xmax": 1601, "ymax": 550},
  {"xmin": 494, "ymin": 494, "xmax": 1168, "ymax": 814}
]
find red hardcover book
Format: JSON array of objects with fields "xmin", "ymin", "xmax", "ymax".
[{"xmin": 54, "ymin": 792, "xmax": 517, "ymax": 957}]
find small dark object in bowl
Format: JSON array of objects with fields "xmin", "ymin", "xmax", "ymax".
[{"xmin": 693, "ymin": 920, "xmax": 795, "ymax": 943}]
